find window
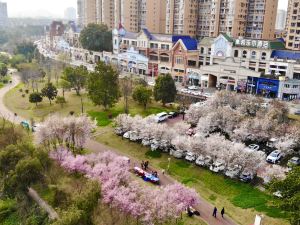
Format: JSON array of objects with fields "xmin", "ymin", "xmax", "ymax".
[
  {"xmin": 175, "ymin": 57, "xmax": 183, "ymax": 64},
  {"xmin": 261, "ymin": 52, "xmax": 267, "ymax": 60},
  {"xmin": 242, "ymin": 50, "xmax": 247, "ymax": 58},
  {"xmin": 200, "ymin": 47, "xmax": 204, "ymax": 54},
  {"xmin": 251, "ymin": 51, "xmax": 256, "ymax": 59},
  {"xmin": 234, "ymin": 50, "xmax": 239, "ymax": 57}
]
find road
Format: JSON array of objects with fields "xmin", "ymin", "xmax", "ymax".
[{"xmin": 0, "ymin": 74, "xmax": 237, "ymax": 225}]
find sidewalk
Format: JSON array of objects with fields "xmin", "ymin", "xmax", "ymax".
[{"xmin": 85, "ymin": 139, "xmax": 237, "ymax": 225}]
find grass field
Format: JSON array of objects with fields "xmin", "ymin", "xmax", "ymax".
[
  {"xmin": 4, "ymin": 82, "xmax": 172, "ymax": 123},
  {"xmin": 95, "ymin": 127, "xmax": 289, "ymax": 225}
]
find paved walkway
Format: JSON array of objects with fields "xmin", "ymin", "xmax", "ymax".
[
  {"xmin": 1, "ymin": 74, "xmax": 237, "ymax": 225},
  {"xmin": 86, "ymin": 139, "xmax": 237, "ymax": 225}
]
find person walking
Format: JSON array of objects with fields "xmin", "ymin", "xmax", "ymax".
[
  {"xmin": 212, "ymin": 207, "xmax": 217, "ymax": 218},
  {"xmin": 221, "ymin": 207, "xmax": 225, "ymax": 218}
]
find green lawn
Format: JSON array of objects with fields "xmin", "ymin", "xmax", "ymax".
[
  {"xmin": 4, "ymin": 82, "xmax": 172, "ymax": 123},
  {"xmin": 95, "ymin": 127, "xmax": 289, "ymax": 225}
]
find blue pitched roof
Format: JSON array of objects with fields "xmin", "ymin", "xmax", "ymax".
[
  {"xmin": 181, "ymin": 38, "xmax": 198, "ymax": 50},
  {"xmin": 142, "ymin": 28, "xmax": 153, "ymax": 40},
  {"xmin": 271, "ymin": 50, "xmax": 300, "ymax": 60},
  {"xmin": 172, "ymin": 35, "xmax": 191, "ymax": 43}
]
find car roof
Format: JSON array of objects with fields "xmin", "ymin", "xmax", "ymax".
[{"xmin": 157, "ymin": 112, "xmax": 167, "ymax": 117}]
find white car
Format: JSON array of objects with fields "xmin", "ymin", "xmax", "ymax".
[
  {"xmin": 150, "ymin": 139, "xmax": 160, "ymax": 151},
  {"xmin": 185, "ymin": 152, "xmax": 197, "ymax": 162},
  {"xmin": 195, "ymin": 155, "xmax": 212, "ymax": 167},
  {"xmin": 210, "ymin": 160, "xmax": 226, "ymax": 173},
  {"xmin": 225, "ymin": 165, "xmax": 242, "ymax": 178},
  {"xmin": 266, "ymin": 150, "xmax": 283, "ymax": 164},
  {"xmin": 123, "ymin": 131, "xmax": 131, "ymax": 139},
  {"xmin": 170, "ymin": 149, "xmax": 186, "ymax": 159},
  {"xmin": 129, "ymin": 131, "xmax": 140, "ymax": 142},
  {"xmin": 247, "ymin": 144, "xmax": 260, "ymax": 151},
  {"xmin": 142, "ymin": 138, "xmax": 152, "ymax": 146},
  {"xmin": 188, "ymin": 86, "xmax": 199, "ymax": 90},
  {"xmin": 155, "ymin": 112, "xmax": 169, "ymax": 123}
]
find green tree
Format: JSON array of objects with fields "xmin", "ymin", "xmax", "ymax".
[
  {"xmin": 4, "ymin": 158, "xmax": 42, "ymax": 195},
  {"xmin": 41, "ymin": 83, "xmax": 58, "ymax": 105},
  {"xmin": 120, "ymin": 77, "xmax": 132, "ymax": 114},
  {"xmin": 79, "ymin": 23, "xmax": 112, "ymax": 52},
  {"xmin": 10, "ymin": 54, "xmax": 26, "ymax": 68},
  {"xmin": 56, "ymin": 96, "xmax": 67, "ymax": 108},
  {"xmin": 62, "ymin": 66, "xmax": 88, "ymax": 96},
  {"xmin": 87, "ymin": 62, "xmax": 119, "ymax": 110},
  {"xmin": 59, "ymin": 79, "xmax": 71, "ymax": 97},
  {"xmin": 15, "ymin": 42, "xmax": 36, "ymax": 62},
  {"xmin": 0, "ymin": 62, "xmax": 8, "ymax": 76},
  {"xmin": 154, "ymin": 74, "xmax": 177, "ymax": 106},
  {"xmin": 29, "ymin": 92, "xmax": 43, "ymax": 106},
  {"xmin": 0, "ymin": 53, "xmax": 10, "ymax": 64},
  {"xmin": 52, "ymin": 207, "xmax": 88, "ymax": 225},
  {"xmin": 0, "ymin": 145, "xmax": 26, "ymax": 176},
  {"xmin": 268, "ymin": 167, "xmax": 300, "ymax": 225},
  {"xmin": 132, "ymin": 85, "xmax": 152, "ymax": 110}
]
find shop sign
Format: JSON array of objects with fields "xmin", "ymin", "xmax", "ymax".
[{"xmin": 235, "ymin": 39, "xmax": 269, "ymax": 49}]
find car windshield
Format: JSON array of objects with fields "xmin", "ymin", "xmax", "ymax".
[{"xmin": 271, "ymin": 152, "xmax": 278, "ymax": 157}]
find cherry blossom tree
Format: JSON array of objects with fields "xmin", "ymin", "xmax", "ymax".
[{"xmin": 259, "ymin": 165, "xmax": 288, "ymax": 184}]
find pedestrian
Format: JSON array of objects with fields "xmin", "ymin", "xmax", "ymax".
[
  {"xmin": 162, "ymin": 169, "xmax": 165, "ymax": 175},
  {"xmin": 212, "ymin": 207, "xmax": 217, "ymax": 218},
  {"xmin": 145, "ymin": 161, "xmax": 149, "ymax": 170},
  {"xmin": 221, "ymin": 207, "xmax": 225, "ymax": 218},
  {"xmin": 141, "ymin": 161, "xmax": 145, "ymax": 170}
]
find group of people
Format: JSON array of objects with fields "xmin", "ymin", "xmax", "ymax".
[
  {"xmin": 213, "ymin": 207, "xmax": 225, "ymax": 218},
  {"xmin": 141, "ymin": 160, "xmax": 149, "ymax": 170}
]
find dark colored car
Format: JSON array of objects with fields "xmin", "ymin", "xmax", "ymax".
[{"xmin": 168, "ymin": 112, "xmax": 178, "ymax": 118}]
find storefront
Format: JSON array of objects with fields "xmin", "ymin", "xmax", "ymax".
[
  {"xmin": 278, "ymin": 78, "xmax": 300, "ymax": 100},
  {"xmin": 118, "ymin": 47, "xmax": 149, "ymax": 75},
  {"xmin": 247, "ymin": 77, "xmax": 280, "ymax": 98}
]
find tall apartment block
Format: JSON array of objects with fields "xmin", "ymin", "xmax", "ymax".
[
  {"xmin": 276, "ymin": 9, "xmax": 287, "ymax": 30},
  {"xmin": 285, "ymin": 0, "xmax": 300, "ymax": 50},
  {"xmin": 78, "ymin": 0, "xmax": 166, "ymax": 33},
  {"xmin": 166, "ymin": 0, "xmax": 199, "ymax": 36},
  {"xmin": 0, "ymin": 1, "xmax": 8, "ymax": 27},
  {"xmin": 166, "ymin": 0, "xmax": 278, "ymax": 40}
]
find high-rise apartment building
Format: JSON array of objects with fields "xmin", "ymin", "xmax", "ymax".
[
  {"xmin": 0, "ymin": 1, "xmax": 8, "ymax": 27},
  {"xmin": 166, "ymin": 0, "xmax": 199, "ymax": 36},
  {"xmin": 79, "ymin": 0, "xmax": 166, "ymax": 33},
  {"xmin": 275, "ymin": 9, "xmax": 287, "ymax": 30},
  {"xmin": 77, "ymin": 0, "xmax": 85, "ymax": 27},
  {"xmin": 84, "ymin": 0, "xmax": 97, "ymax": 25},
  {"xmin": 285, "ymin": 0, "xmax": 300, "ymax": 50},
  {"xmin": 166, "ymin": 0, "xmax": 277, "ymax": 39},
  {"xmin": 64, "ymin": 7, "xmax": 77, "ymax": 21},
  {"xmin": 246, "ymin": 0, "xmax": 278, "ymax": 39}
]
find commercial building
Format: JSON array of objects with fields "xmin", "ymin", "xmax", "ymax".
[
  {"xmin": 0, "ymin": 1, "xmax": 8, "ymax": 27},
  {"xmin": 285, "ymin": 0, "xmax": 300, "ymax": 50}
]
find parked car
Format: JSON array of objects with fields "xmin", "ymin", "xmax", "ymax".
[
  {"xmin": 150, "ymin": 139, "xmax": 160, "ymax": 151},
  {"xmin": 240, "ymin": 171, "xmax": 254, "ymax": 182},
  {"xmin": 170, "ymin": 149, "xmax": 186, "ymax": 159},
  {"xmin": 123, "ymin": 131, "xmax": 131, "ymax": 139},
  {"xmin": 225, "ymin": 165, "xmax": 242, "ymax": 178},
  {"xmin": 195, "ymin": 155, "xmax": 212, "ymax": 167},
  {"xmin": 142, "ymin": 138, "xmax": 152, "ymax": 146},
  {"xmin": 287, "ymin": 157, "xmax": 300, "ymax": 167},
  {"xmin": 294, "ymin": 110, "xmax": 300, "ymax": 115},
  {"xmin": 155, "ymin": 112, "xmax": 169, "ymax": 123},
  {"xmin": 266, "ymin": 150, "xmax": 283, "ymax": 164},
  {"xmin": 168, "ymin": 112, "xmax": 178, "ymax": 118},
  {"xmin": 129, "ymin": 131, "xmax": 140, "ymax": 142},
  {"xmin": 273, "ymin": 191, "xmax": 283, "ymax": 198},
  {"xmin": 209, "ymin": 160, "xmax": 226, "ymax": 173},
  {"xmin": 188, "ymin": 86, "xmax": 199, "ymax": 90},
  {"xmin": 185, "ymin": 152, "xmax": 197, "ymax": 162},
  {"xmin": 247, "ymin": 144, "xmax": 260, "ymax": 151}
]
